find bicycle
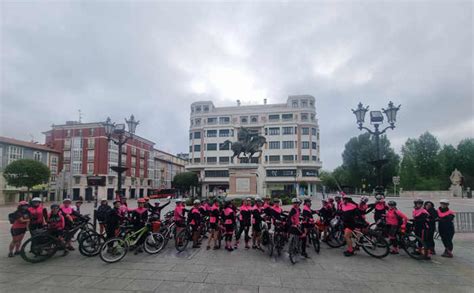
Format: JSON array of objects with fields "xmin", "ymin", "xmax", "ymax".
[
  {"xmin": 326, "ymin": 216, "xmax": 346, "ymax": 248},
  {"xmin": 99, "ymin": 220, "xmax": 164, "ymax": 263},
  {"xmin": 272, "ymin": 219, "xmax": 288, "ymax": 257},
  {"xmin": 307, "ymin": 224, "xmax": 320, "ymax": 254},
  {"xmin": 349, "ymin": 228, "xmax": 390, "ymax": 258},
  {"xmin": 288, "ymin": 228, "xmax": 304, "ymax": 264},
  {"xmin": 20, "ymin": 228, "xmax": 67, "ymax": 263},
  {"xmin": 395, "ymin": 221, "xmax": 428, "ymax": 260},
  {"xmin": 175, "ymin": 224, "xmax": 192, "ymax": 252},
  {"xmin": 261, "ymin": 220, "xmax": 274, "ymax": 256}
]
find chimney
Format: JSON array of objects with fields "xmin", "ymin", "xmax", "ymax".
[
  {"xmin": 237, "ymin": 100, "xmax": 241, "ymax": 106},
  {"xmin": 264, "ymin": 98, "xmax": 267, "ymax": 105}
]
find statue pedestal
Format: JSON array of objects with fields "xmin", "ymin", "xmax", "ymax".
[
  {"xmin": 450, "ymin": 184, "xmax": 462, "ymax": 197},
  {"xmin": 228, "ymin": 164, "xmax": 259, "ymax": 198}
]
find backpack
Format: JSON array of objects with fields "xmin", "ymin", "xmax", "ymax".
[{"xmin": 8, "ymin": 212, "xmax": 17, "ymax": 224}]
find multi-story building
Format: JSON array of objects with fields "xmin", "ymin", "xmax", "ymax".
[
  {"xmin": 186, "ymin": 95, "xmax": 322, "ymax": 198},
  {"xmin": 44, "ymin": 121, "xmax": 155, "ymax": 201},
  {"xmin": 0, "ymin": 136, "xmax": 60, "ymax": 204},
  {"xmin": 149, "ymin": 149, "xmax": 187, "ymax": 190}
]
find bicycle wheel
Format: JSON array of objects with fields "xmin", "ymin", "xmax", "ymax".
[
  {"xmin": 20, "ymin": 234, "xmax": 59, "ymax": 263},
  {"xmin": 310, "ymin": 230, "xmax": 320, "ymax": 254},
  {"xmin": 175, "ymin": 229, "xmax": 190, "ymax": 252},
  {"xmin": 288, "ymin": 235, "xmax": 299, "ymax": 264},
  {"xmin": 99, "ymin": 238, "xmax": 129, "ymax": 263},
  {"xmin": 79, "ymin": 232, "xmax": 104, "ymax": 257},
  {"xmin": 402, "ymin": 233, "xmax": 426, "ymax": 260},
  {"xmin": 326, "ymin": 228, "xmax": 345, "ymax": 248},
  {"xmin": 267, "ymin": 233, "xmax": 274, "ymax": 257},
  {"xmin": 360, "ymin": 234, "xmax": 390, "ymax": 258},
  {"xmin": 144, "ymin": 233, "xmax": 165, "ymax": 254}
]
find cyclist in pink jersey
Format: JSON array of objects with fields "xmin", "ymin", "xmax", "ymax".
[
  {"xmin": 385, "ymin": 201, "xmax": 408, "ymax": 254},
  {"xmin": 8, "ymin": 201, "xmax": 30, "ymax": 257}
]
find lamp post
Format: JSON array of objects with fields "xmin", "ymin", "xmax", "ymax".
[
  {"xmin": 103, "ymin": 115, "xmax": 140, "ymax": 200},
  {"xmin": 352, "ymin": 101, "xmax": 401, "ymax": 195}
]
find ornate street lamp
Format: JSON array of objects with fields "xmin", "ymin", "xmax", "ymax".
[
  {"xmin": 352, "ymin": 101, "xmax": 401, "ymax": 195},
  {"xmin": 104, "ymin": 115, "xmax": 140, "ymax": 199}
]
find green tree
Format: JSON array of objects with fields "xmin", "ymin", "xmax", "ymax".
[
  {"xmin": 415, "ymin": 132, "xmax": 441, "ymax": 178},
  {"xmin": 3, "ymin": 159, "xmax": 50, "ymax": 199},
  {"xmin": 437, "ymin": 144, "xmax": 458, "ymax": 189},
  {"xmin": 172, "ymin": 172, "xmax": 199, "ymax": 195},
  {"xmin": 340, "ymin": 133, "xmax": 400, "ymax": 190},
  {"xmin": 319, "ymin": 170, "xmax": 339, "ymax": 192},
  {"xmin": 456, "ymin": 138, "xmax": 474, "ymax": 187}
]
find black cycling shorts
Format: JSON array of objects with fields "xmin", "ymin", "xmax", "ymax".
[
  {"xmin": 252, "ymin": 223, "xmax": 262, "ymax": 233},
  {"xmin": 209, "ymin": 223, "xmax": 218, "ymax": 230},
  {"xmin": 11, "ymin": 228, "xmax": 27, "ymax": 237}
]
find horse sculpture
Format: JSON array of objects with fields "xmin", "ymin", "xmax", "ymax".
[{"xmin": 221, "ymin": 128, "xmax": 266, "ymax": 163}]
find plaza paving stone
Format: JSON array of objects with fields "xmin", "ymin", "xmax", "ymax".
[{"xmin": 0, "ymin": 196, "xmax": 473, "ymax": 292}]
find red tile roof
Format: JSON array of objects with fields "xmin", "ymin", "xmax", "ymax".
[{"xmin": 0, "ymin": 136, "xmax": 60, "ymax": 153}]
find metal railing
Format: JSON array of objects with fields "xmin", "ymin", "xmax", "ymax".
[{"xmin": 455, "ymin": 212, "xmax": 474, "ymax": 233}]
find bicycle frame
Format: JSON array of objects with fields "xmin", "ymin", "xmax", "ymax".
[{"xmin": 124, "ymin": 225, "xmax": 149, "ymax": 247}]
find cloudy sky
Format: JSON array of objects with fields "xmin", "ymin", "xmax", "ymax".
[{"xmin": 1, "ymin": 1, "xmax": 472, "ymax": 170}]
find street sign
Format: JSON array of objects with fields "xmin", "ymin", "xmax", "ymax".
[
  {"xmin": 392, "ymin": 176, "xmax": 400, "ymax": 185},
  {"xmin": 87, "ymin": 176, "xmax": 106, "ymax": 186}
]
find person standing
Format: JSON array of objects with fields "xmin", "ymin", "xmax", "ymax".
[
  {"xmin": 130, "ymin": 198, "xmax": 149, "ymax": 254},
  {"xmin": 8, "ymin": 201, "xmax": 30, "ymax": 257},
  {"xmin": 252, "ymin": 198, "xmax": 264, "ymax": 250},
  {"xmin": 424, "ymin": 201, "xmax": 437, "ymax": 255},
  {"xmin": 96, "ymin": 199, "xmax": 112, "ymax": 235},
  {"xmin": 235, "ymin": 198, "xmax": 252, "ymax": 249},
  {"xmin": 412, "ymin": 199, "xmax": 431, "ymax": 259},
  {"xmin": 28, "ymin": 197, "xmax": 46, "ymax": 234},
  {"xmin": 105, "ymin": 200, "xmax": 123, "ymax": 240},
  {"xmin": 47, "ymin": 203, "xmax": 67, "ymax": 255},
  {"xmin": 438, "ymin": 199, "xmax": 455, "ymax": 258},
  {"xmin": 207, "ymin": 199, "xmax": 221, "ymax": 250},
  {"xmin": 385, "ymin": 201, "xmax": 408, "ymax": 254},
  {"xmin": 189, "ymin": 200, "xmax": 203, "ymax": 248},
  {"xmin": 221, "ymin": 200, "xmax": 236, "ymax": 251}
]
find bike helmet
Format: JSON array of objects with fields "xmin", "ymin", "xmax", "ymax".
[
  {"xmin": 255, "ymin": 196, "xmax": 262, "ymax": 202},
  {"xmin": 375, "ymin": 195, "xmax": 383, "ymax": 201},
  {"xmin": 360, "ymin": 196, "xmax": 369, "ymax": 203},
  {"xmin": 137, "ymin": 198, "xmax": 146, "ymax": 203},
  {"xmin": 175, "ymin": 198, "xmax": 183, "ymax": 203},
  {"xmin": 31, "ymin": 197, "xmax": 42, "ymax": 202},
  {"xmin": 18, "ymin": 201, "xmax": 28, "ymax": 206},
  {"xmin": 335, "ymin": 194, "xmax": 342, "ymax": 199},
  {"xmin": 413, "ymin": 198, "xmax": 424, "ymax": 205},
  {"xmin": 387, "ymin": 201, "xmax": 397, "ymax": 207},
  {"xmin": 144, "ymin": 196, "xmax": 150, "ymax": 201},
  {"xmin": 291, "ymin": 198, "xmax": 301, "ymax": 204},
  {"xmin": 63, "ymin": 198, "xmax": 72, "ymax": 203},
  {"xmin": 440, "ymin": 199, "xmax": 449, "ymax": 205},
  {"xmin": 193, "ymin": 199, "xmax": 201, "ymax": 205},
  {"xmin": 50, "ymin": 203, "xmax": 60, "ymax": 209},
  {"xmin": 304, "ymin": 198, "xmax": 312, "ymax": 203}
]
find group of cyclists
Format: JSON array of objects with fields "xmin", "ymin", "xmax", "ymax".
[{"xmin": 8, "ymin": 193, "xmax": 456, "ymax": 261}]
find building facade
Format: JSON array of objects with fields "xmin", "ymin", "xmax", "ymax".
[
  {"xmin": 186, "ymin": 95, "xmax": 322, "ymax": 198},
  {"xmin": 0, "ymin": 137, "xmax": 60, "ymax": 204},
  {"xmin": 149, "ymin": 149, "xmax": 187, "ymax": 190},
  {"xmin": 44, "ymin": 121, "xmax": 155, "ymax": 201}
]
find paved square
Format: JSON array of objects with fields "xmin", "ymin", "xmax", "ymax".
[{"xmin": 0, "ymin": 196, "xmax": 473, "ymax": 293}]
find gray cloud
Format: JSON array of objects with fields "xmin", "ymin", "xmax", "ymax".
[{"xmin": 1, "ymin": 1, "xmax": 472, "ymax": 169}]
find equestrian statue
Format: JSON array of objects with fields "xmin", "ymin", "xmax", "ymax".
[{"xmin": 221, "ymin": 127, "xmax": 266, "ymax": 163}]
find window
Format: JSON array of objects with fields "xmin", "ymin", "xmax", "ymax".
[
  {"xmin": 301, "ymin": 100, "xmax": 308, "ymax": 107},
  {"xmin": 87, "ymin": 163, "xmax": 94, "ymax": 174},
  {"xmin": 312, "ymin": 142, "xmax": 317, "ymax": 150},
  {"xmin": 219, "ymin": 129, "xmax": 230, "ymax": 137},
  {"xmin": 74, "ymin": 176, "xmax": 81, "ymax": 184},
  {"xmin": 302, "ymin": 155, "xmax": 310, "ymax": 161},
  {"xmin": 302, "ymin": 141, "xmax": 310, "ymax": 149},
  {"xmin": 207, "ymin": 130, "xmax": 217, "ymax": 137},
  {"xmin": 203, "ymin": 105, "xmax": 209, "ymax": 112},
  {"xmin": 205, "ymin": 170, "xmax": 229, "ymax": 177},
  {"xmin": 72, "ymin": 162, "xmax": 82, "ymax": 174},
  {"xmin": 87, "ymin": 150, "xmax": 94, "ymax": 161},
  {"xmin": 269, "ymin": 114, "xmax": 280, "ymax": 121},
  {"xmin": 206, "ymin": 143, "xmax": 217, "ymax": 151},
  {"xmin": 269, "ymin": 141, "xmax": 280, "ymax": 149},
  {"xmin": 139, "ymin": 169, "xmax": 144, "ymax": 178},
  {"xmin": 194, "ymin": 132, "xmax": 201, "ymax": 139},
  {"xmin": 64, "ymin": 139, "xmax": 71, "ymax": 149},
  {"xmin": 302, "ymin": 127, "xmax": 309, "ymax": 135},
  {"xmin": 131, "ymin": 168, "xmax": 136, "ymax": 177},
  {"xmin": 50, "ymin": 175, "xmax": 56, "ymax": 182},
  {"xmin": 207, "ymin": 157, "xmax": 217, "ymax": 164},
  {"xmin": 88, "ymin": 138, "xmax": 95, "ymax": 149},
  {"xmin": 269, "ymin": 155, "xmax": 280, "ymax": 162},
  {"xmin": 219, "ymin": 117, "xmax": 230, "ymax": 124},
  {"xmin": 194, "ymin": 158, "xmax": 201, "ymax": 163},
  {"xmin": 189, "ymin": 133, "xmax": 193, "ymax": 140},
  {"xmin": 109, "ymin": 151, "xmax": 118, "ymax": 162},
  {"xmin": 33, "ymin": 151, "xmax": 42, "ymax": 161},
  {"xmin": 131, "ymin": 157, "xmax": 136, "ymax": 166},
  {"xmin": 207, "ymin": 117, "xmax": 217, "ymax": 124},
  {"xmin": 282, "ymin": 113, "xmax": 293, "ymax": 121},
  {"xmin": 219, "ymin": 143, "xmax": 230, "ymax": 150},
  {"xmin": 282, "ymin": 141, "xmax": 294, "ymax": 149},
  {"xmin": 292, "ymin": 100, "xmax": 298, "ymax": 108},
  {"xmin": 78, "ymin": 129, "xmax": 83, "ymax": 136},
  {"xmin": 196, "ymin": 106, "xmax": 201, "ymax": 112},
  {"xmin": 282, "ymin": 127, "xmax": 294, "ymax": 135},
  {"xmin": 63, "ymin": 151, "xmax": 71, "ymax": 161},
  {"xmin": 130, "ymin": 147, "xmax": 136, "ymax": 156},
  {"xmin": 250, "ymin": 116, "xmax": 258, "ymax": 123},
  {"xmin": 50, "ymin": 156, "xmax": 58, "ymax": 174},
  {"xmin": 63, "ymin": 163, "xmax": 70, "ymax": 172},
  {"xmin": 301, "ymin": 113, "xmax": 309, "ymax": 121},
  {"xmin": 219, "ymin": 157, "xmax": 229, "ymax": 164},
  {"xmin": 72, "ymin": 150, "xmax": 82, "ymax": 161},
  {"xmin": 194, "ymin": 145, "xmax": 201, "ymax": 152},
  {"xmin": 283, "ymin": 155, "xmax": 294, "ymax": 162},
  {"xmin": 66, "ymin": 129, "xmax": 71, "ymax": 137},
  {"xmin": 140, "ymin": 159, "xmax": 144, "ymax": 168},
  {"xmin": 312, "ymin": 156, "xmax": 317, "ymax": 161},
  {"xmin": 240, "ymin": 116, "xmax": 248, "ymax": 123},
  {"xmin": 312, "ymin": 128, "xmax": 317, "ymax": 135},
  {"xmin": 195, "ymin": 118, "xmax": 201, "ymax": 126},
  {"xmin": 269, "ymin": 127, "xmax": 280, "ymax": 135},
  {"xmin": 90, "ymin": 128, "xmax": 95, "ymax": 136},
  {"xmin": 72, "ymin": 137, "xmax": 82, "ymax": 149},
  {"xmin": 311, "ymin": 114, "xmax": 315, "ymax": 121},
  {"xmin": 310, "ymin": 100, "xmax": 314, "ymax": 107}
]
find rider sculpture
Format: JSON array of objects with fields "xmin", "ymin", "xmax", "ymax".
[{"xmin": 222, "ymin": 128, "xmax": 266, "ymax": 163}]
